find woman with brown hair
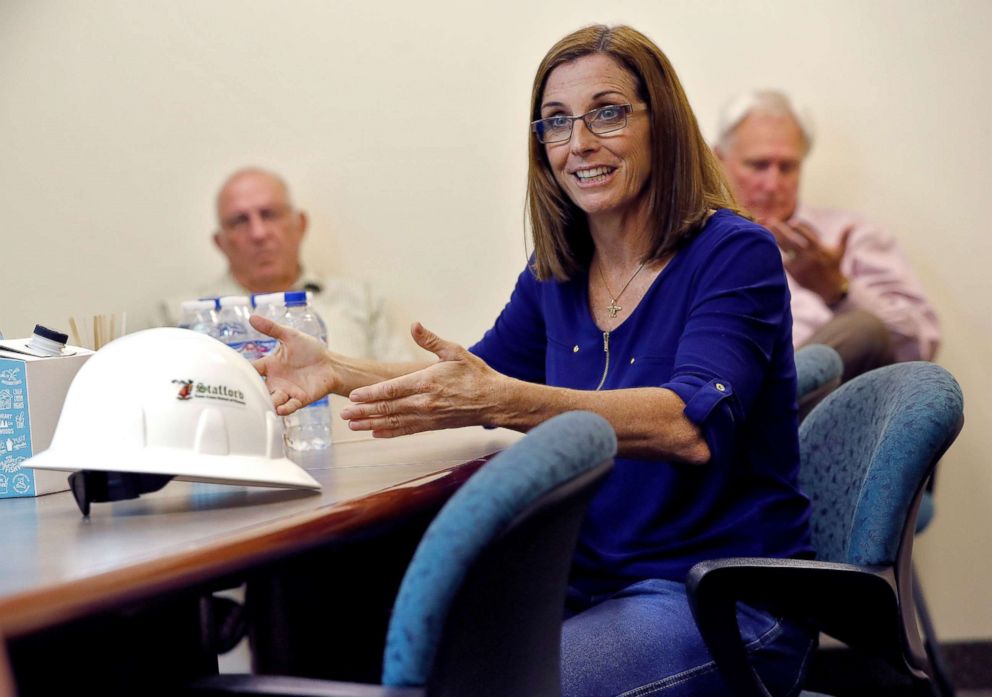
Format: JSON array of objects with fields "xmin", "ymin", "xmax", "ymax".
[{"xmin": 253, "ymin": 24, "xmax": 814, "ymax": 696}]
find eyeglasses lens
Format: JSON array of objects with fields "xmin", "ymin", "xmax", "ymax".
[
  {"xmin": 590, "ymin": 106, "xmax": 627, "ymax": 133},
  {"xmin": 535, "ymin": 105, "xmax": 630, "ymax": 144}
]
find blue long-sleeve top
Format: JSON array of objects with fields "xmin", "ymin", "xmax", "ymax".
[{"xmin": 470, "ymin": 209, "xmax": 813, "ymax": 593}]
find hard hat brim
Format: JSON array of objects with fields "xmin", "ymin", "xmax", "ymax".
[{"xmin": 26, "ymin": 446, "xmax": 321, "ymax": 491}]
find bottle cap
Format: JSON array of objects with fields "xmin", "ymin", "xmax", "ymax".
[
  {"xmin": 252, "ymin": 292, "xmax": 283, "ymax": 307},
  {"xmin": 28, "ymin": 324, "xmax": 69, "ymax": 356},
  {"xmin": 181, "ymin": 299, "xmax": 215, "ymax": 312},
  {"xmin": 284, "ymin": 291, "xmax": 307, "ymax": 307},
  {"xmin": 218, "ymin": 295, "xmax": 251, "ymax": 308},
  {"xmin": 34, "ymin": 324, "xmax": 69, "ymax": 344}
]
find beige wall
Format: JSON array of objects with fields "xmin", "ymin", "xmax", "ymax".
[{"xmin": 2, "ymin": 1, "xmax": 990, "ymax": 638}]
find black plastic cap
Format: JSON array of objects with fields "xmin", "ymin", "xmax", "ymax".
[{"xmin": 33, "ymin": 324, "xmax": 69, "ymax": 345}]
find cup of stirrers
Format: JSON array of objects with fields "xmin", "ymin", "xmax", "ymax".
[{"xmin": 68, "ymin": 313, "xmax": 127, "ymax": 350}]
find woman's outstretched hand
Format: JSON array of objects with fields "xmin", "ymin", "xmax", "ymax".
[
  {"xmin": 340, "ymin": 322, "xmax": 504, "ymax": 438},
  {"xmin": 250, "ymin": 314, "xmax": 337, "ymax": 416}
]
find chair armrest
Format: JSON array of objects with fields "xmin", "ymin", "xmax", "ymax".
[
  {"xmin": 186, "ymin": 674, "xmax": 425, "ymax": 697},
  {"xmin": 686, "ymin": 557, "xmax": 903, "ymax": 697}
]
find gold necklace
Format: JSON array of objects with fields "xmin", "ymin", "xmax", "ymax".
[{"xmin": 598, "ymin": 259, "xmax": 648, "ymax": 319}]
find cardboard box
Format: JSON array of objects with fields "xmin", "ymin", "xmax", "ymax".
[{"xmin": 0, "ymin": 345, "xmax": 93, "ymax": 497}]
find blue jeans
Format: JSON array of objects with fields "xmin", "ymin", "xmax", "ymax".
[{"xmin": 561, "ymin": 578, "xmax": 816, "ymax": 697}]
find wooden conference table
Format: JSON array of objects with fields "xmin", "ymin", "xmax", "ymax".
[{"xmin": 0, "ymin": 397, "xmax": 522, "ymax": 696}]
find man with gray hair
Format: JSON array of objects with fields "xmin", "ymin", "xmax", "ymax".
[
  {"xmin": 714, "ymin": 90, "xmax": 940, "ymax": 381},
  {"xmin": 160, "ymin": 167, "xmax": 412, "ymax": 361}
]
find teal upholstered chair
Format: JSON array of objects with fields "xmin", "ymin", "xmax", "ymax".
[
  {"xmin": 794, "ymin": 345, "xmax": 953, "ymax": 694},
  {"xmin": 913, "ymin": 466, "xmax": 955, "ymax": 696},
  {"xmin": 192, "ymin": 411, "xmax": 616, "ymax": 697},
  {"xmin": 687, "ymin": 362, "xmax": 964, "ymax": 697},
  {"xmin": 794, "ymin": 344, "xmax": 843, "ymax": 421}
]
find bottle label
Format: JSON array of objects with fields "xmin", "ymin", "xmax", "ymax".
[
  {"xmin": 305, "ymin": 396, "xmax": 330, "ymax": 409},
  {"xmin": 254, "ymin": 338, "xmax": 278, "ymax": 357},
  {"xmin": 217, "ymin": 323, "xmax": 246, "ymax": 338},
  {"xmin": 226, "ymin": 340, "xmax": 263, "ymax": 361}
]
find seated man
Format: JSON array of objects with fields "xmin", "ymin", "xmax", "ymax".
[
  {"xmin": 160, "ymin": 167, "xmax": 411, "ymax": 361},
  {"xmin": 715, "ymin": 90, "xmax": 940, "ymax": 381}
]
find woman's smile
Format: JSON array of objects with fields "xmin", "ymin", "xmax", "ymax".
[{"xmin": 572, "ymin": 165, "xmax": 619, "ymax": 186}]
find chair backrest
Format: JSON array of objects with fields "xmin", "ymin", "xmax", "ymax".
[
  {"xmin": 794, "ymin": 344, "xmax": 843, "ymax": 402},
  {"xmin": 798, "ymin": 362, "xmax": 963, "ymax": 567},
  {"xmin": 381, "ymin": 411, "xmax": 616, "ymax": 697}
]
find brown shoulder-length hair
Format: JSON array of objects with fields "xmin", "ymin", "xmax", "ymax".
[{"xmin": 527, "ymin": 24, "xmax": 740, "ymax": 281}]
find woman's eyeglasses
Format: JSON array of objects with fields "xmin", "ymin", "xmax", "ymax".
[{"xmin": 531, "ymin": 104, "xmax": 635, "ymax": 144}]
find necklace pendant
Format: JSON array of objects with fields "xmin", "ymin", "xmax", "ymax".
[{"xmin": 597, "ymin": 258, "xmax": 647, "ymax": 322}]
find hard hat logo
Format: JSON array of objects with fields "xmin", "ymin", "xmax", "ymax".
[
  {"xmin": 172, "ymin": 379, "xmax": 194, "ymax": 400},
  {"xmin": 171, "ymin": 378, "xmax": 246, "ymax": 405},
  {"xmin": 193, "ymin": 381, "xmax": 246, "ymax": 405}
]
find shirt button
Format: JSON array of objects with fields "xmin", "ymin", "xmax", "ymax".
[
  {"xmin": 715, "ymin": 382, "xmax": 726, "ymax": 392},
  {"xmin": 572, "ymin": 345, "xmax": 580, "ymax": 353},
  {"xmin": 629, "ymin": 357, "xmax": 636, "ymax": 364}
]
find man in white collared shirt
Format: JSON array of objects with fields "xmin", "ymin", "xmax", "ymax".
[
  {"xmin": 160, "ymin": 168, "xmax": 412, "ymax": 362},
  {"xmin": 715, "ymin": 90, "xmax": 940, "ymax": 381}
]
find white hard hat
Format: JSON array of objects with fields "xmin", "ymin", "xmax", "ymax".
[{"xmin": 27, "ymin": 327, "xmax": 320, "ymax": 500}]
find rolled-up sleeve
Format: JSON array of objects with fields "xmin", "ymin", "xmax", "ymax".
[{"xmin": 662, "ymin": 226, "xmax": 792, "ymax": 459}]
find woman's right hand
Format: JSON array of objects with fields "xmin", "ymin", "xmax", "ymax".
[{"xmin": 250, "ymin": 314, "xmax": 338, "ymax": 415}]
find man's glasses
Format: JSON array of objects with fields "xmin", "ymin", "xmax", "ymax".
[
  {"xmin": 531, "ymin": 104, "xmax": 635, "ymax": 144},
  {"xmin": 221, "ymin": 207, "xmax": 291, "ymax": 234}
]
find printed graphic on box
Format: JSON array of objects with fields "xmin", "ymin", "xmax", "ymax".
[{"xmin": 0, "ymin": 359, "xmax": 36, "ymax": 496}]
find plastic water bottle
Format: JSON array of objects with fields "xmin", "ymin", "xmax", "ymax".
[
  {"xmin": 216, "ymin": 296, "xmax": 259, "ymax": 360},
  {"xmin": 251, "ymin": 292, "xmax": 285, "ymax": 359},
  {"xmin": 281, "ymin": 290, "xmax": 331, "ymax": 451},
  {"xmin": 178, "ymin": 299, "xmax": 218, "ymax": 337}
]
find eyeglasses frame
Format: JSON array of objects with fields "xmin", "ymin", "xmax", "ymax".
[{"xmin": 531, "ymin": 103, "xmax": 636, "ymax": 144}]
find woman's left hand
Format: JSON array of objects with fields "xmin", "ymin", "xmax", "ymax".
[{"xmin": 340, "ymin": 322, "xmax": 504, "ymax": 437}]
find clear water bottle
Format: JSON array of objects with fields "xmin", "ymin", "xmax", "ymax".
[
  {"xmin": 251, "ymin": 292, "xmax": 285, "ymax": 359},
  {"xmin": 216, "ymin": 295, "xmax": 259, "ymax": 360},
  {"xmin": 178, "ymin": 299, "xmax": 218, "ymax": 337},
  {"xmin": 281, "ymin": 290, "xmax": 331, "ymax": 451}
]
